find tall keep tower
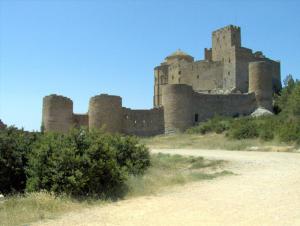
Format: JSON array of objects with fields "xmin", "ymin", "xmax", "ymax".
[
  {"xmin": 153, "ymin": 25, "xmax": 281, "ymax": 108},
  {"xmin": 211, "ymin": 25, "xmax": 241, "ymax": 61}
]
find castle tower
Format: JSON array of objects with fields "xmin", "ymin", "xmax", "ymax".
[
  {"xmin": 212, "ymin": 25, "xmax": 241, "ymax": 61},
  {"xmin": 162, "ymin": 84, "xmax": 193, "ymax": 133},
  {"xmin": 154, "ymin": 50, "xmax": 194, "ymax": 107},
  {"xmin": 249, "ymin": 61, "xmax": 273, "ymax": 111},
  {"xmin": 211, "ymin": 25, "xmax": 241, "ymax": 91},
  {"xmin": 42, "ymin": 95, "xmax": 74, "ymax": 132},
  {"xmin": 88, "ymin": 94, "xmax": 123, "ymax": 133}
]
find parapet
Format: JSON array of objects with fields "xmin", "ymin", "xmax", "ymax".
[{"xmin": 212, "ymin": 24, "xmax": 241, "ymax": 34}]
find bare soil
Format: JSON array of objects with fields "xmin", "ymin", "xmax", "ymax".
[{"xmin": 34, "ymin": 149, "xmax": 300, "ymax": 226}]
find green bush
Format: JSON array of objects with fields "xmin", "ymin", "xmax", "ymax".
[
  {"xmin": 26, "ymin": 129, "xmax": 150, "ymax": 198},
  {"xmin": 276, "ymin": 75, "xmax": 296, "ymax": 114},
  {"xmin": 0, "ymin": 127, "xmax": 39, "ymax": 194},
  {"xmin": 227, "ymin": 118, "xmax": 259, "ymax": 140},
  {"xmin": 111, "ymin": 135, "xmax": 150, "ymax": 175},
  {"xmin": 259, "ymin": 128, "xmax": 274, "ymax": 141},
  {"xmin": 277, "ymin": 119, "xmax": 300, "ymax": 144},
  {"xmin": 255, "ymin": 116, "xmax": 279, "ymax": 141},
  {"xmin": 186, "ymin": 116, "xmax": 232, "ymax": 134}
]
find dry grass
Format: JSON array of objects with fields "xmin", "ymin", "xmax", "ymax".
[
  {"xmin": 125, "ymin": 153, "xmax": 231, "ymax": 197},
  {"xmin": 0, "ymin": 192, "xmax": 103, "ymax": 226},
  {"xmin": 0, "ymin": 153, "xmax": 229, "ymax": 226},
  {"xmin": 140, "ymin": 133, "xmax": 296, "ymax": 152}
]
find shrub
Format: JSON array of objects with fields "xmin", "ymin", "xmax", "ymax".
[
  {"xmin": 0, "ymin": 127, "xmax": 39, "ymax": 194},
  {"xmin": 26, "ymin": 129, "xmax": 150, "ymax": 198},
  {"xmin": 186, "ymin": 116, "xmax": 232, "ymax": 134},
  {"xmin": 111, "ymin": 135, "xmax": 150, "ymax": 175},
  {"xmin": 276, "ymin": 75, "xmax": 296, "ymax": 114},
  {"xmin": 277, "ymin": 119, "xmax": 300, "ymax": 144},
  {"xmin": 227, "ymin": 118, "xmax": 259, "ymax": 139},
  {"xmin": 255, "ymin": 116, "xmax": 280, "ymax": 141},
  {"xmin": 259, "ymin": 129, "xmax": 274, "ymax": 141}
]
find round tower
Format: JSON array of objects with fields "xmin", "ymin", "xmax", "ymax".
[
  {"xmin": 162, "ymin": 84, "xmax": 193, "ymax": 133},
  {"xmin": 42, "ymin": 94, "xmax": 73, "ymax": 133},
  {"xmin": 88, "ymin": 94, "xmax": 123, "ymax": 133},
  {"xmin": 249, "ymin": 61, "xmax": 273, "ymax": 111}
]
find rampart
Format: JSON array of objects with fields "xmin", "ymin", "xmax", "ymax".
[
  {"xmin": 42, "ymin": 94, "xmax": 165, "ymax": 136},
  {"xmin": 162, "ymin": 84, "xmax": 257, "ymax": 133},
  {"xmin": 122, "ymin": 107, "xmax": 164, "ymax": 136}
]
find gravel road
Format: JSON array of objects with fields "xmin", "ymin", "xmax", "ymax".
[{"xmin": 34, "ymin": 149, "xmax": 300, "ymax": 226}]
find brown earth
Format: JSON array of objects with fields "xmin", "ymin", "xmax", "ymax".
[{"xmin": 34, "ymin": 149, "xmax": 300, "ymax": 226}]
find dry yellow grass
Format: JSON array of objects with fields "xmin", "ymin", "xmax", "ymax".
[
  {"xmin": 0, "ymin": 153, "xmax": 229, "ymax": 226},
  {"xmin": 0, "ymin": 192, "xmax": 94, "ymax": 226},
  {"xmin": 140, "ymin": 133, "xmax": 296, "ymax": 152}
]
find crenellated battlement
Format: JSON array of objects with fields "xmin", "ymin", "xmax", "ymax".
[{"xmin": 212, "ymin": 24, "xmax": 241, "ymax": 34}]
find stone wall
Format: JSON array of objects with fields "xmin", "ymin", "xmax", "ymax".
[
  {"xmin": 249, "ymin": 61, "xmax": 273, "ymax": 111},
  {"xmin": 185, "ymin": 60, "xmax": 223, "ymax": 92},
  {"xmin": 212, "ymin": 25, "xmax": 241, "ymax": 62},
  {"xmin": 42, "ymin": 94, "xmax": 73, "ymax": 133},
  {"xmin": 73, "ymin": 114, "xmax": 88, "ymax": 128},
  {"xmin": 235, "ymin": 47, "xmax": 255, "ymax": 92},
  {"xmin": 154, "ymin": 64, "xmax": 169, "ymax": 107},
  {"xmin": 162, "ymin": 84, "xmax": 194, "ymax": 133},
  {"xmin": 192, "ymin": 92, "xmax": 256, "ymax": 123},
  {"xmin": 42, "ymin": 25, "xmax": 281, "ymax": 135},
  {"xmin": 122, "ymin": 107, "xmax": 164, "ymax": 136},
  {"xmin": 153, "ymin": 25, "xmax": 281, "ymax": 99},
  {"xmin": 88, "ymin": 94, "xmax": 123, "ymax": 133},
  {"xmin": 162, "ymin": 84, "xmax": 257, "ymax": 133},
  {"xmin": 43, "ymin": 93, "xmax": 164, "ymax": 136}
]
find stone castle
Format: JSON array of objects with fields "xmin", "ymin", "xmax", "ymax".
[{"xmin": 42, "ymin": 25, "xmax": 281, "ymax": 135}]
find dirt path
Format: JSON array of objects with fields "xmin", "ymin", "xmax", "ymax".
[{"xmin": 34, "ymin": 149, "xmax": 300, "ymax": 226}]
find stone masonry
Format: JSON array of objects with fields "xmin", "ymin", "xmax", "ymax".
[{"xmin": 42, "ymin": 25, "xmax": 281, "ymax": 135}]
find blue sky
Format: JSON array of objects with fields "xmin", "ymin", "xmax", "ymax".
[{"xmin": 0, "ymin": 0, "xmax": 299, "ymax": 131}]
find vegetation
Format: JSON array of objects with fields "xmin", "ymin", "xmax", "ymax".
[
  {"xmin": 26, "ymin": 129, "xmax": 150, "ymax": 199},
  {"xmin": 186, "ymin": 75, "xmax": 300, "ymax": 145},
  {"xmin": 0, "ymin": 192, "xmax": 89, "ymax": 226},
  {"xmin": 0, "ymin": 127, "xmax": 39, "ymax": 194},
  {"xmin": 0, "ymin": 128, "xmax": 150, "ymax": 198},
  {"xmin": 126, "ymin": 153, "xmax": 230, "ymax": 197},
  {"xmin": 141, "ymin": 133, "xmax": 294, "ymax": 151},
  {"xmin": 0, "ymin": 153, "xmax": 229, "ymax": 226}
]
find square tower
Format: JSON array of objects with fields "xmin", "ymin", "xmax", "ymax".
[{"xmin": 212, "ymin": 25, "xmax": 241, "ymax": 62}]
